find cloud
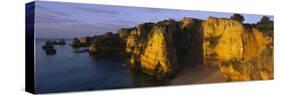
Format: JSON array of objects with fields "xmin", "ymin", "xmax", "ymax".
[
  {"xmin": 35, "ymin": 2, "xmax": 77, "ymax": 25},
  {"xmin": 100, "ymin": 18, "xmax": 139, "ymax": 27},
  {"xmin": 36, "ymin": 4, "xmax": 71, "ymax": 17},
  {"xmin": 36, "ymin": 11, "xmax": 77, "ymax": 24},
  {"xmin": 36, "ymin": 5, "xmax": 48, "ymax": 10},
  {"xmin": 36, "ymin": 22, "xmax": 118, "ymax": 38},
  {"xmin": 140, "ymin": 7, "xmax": 173, "ymax": 13},
  {"xmin": 75, "ymin": 7, "xmax": 119, "ymax": 15},
  {"xmin": 45, "ymin": 11, "xmax": 71, "ymax": 17}
]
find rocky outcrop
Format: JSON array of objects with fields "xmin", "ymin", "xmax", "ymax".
[
  {"xmin": 88, "ymin": 16, "xmax": 273, "ymax": 80},
  {"xmin": 203, "ymin": 17, "xmax": 244, "ymax": 60},
  {"xmin": 42, "ymin": 39, "xmax": 66, "ymax": 46},
  {"xmin": 203, "ymin": 17, "xmax": 267, "ymax": 61},
  {"xmin": 89, "ymin": 32, "xmax": 123, "ymax": 57},
  {"xmin": 139, "ymin": 20, "xmax": 180, "ymax": 77},
  {"xmin": 119, "ymin": 19, "xmax": 204, "ymax": 78},
  {"xmin": 202, "ymin": 17, "xmax": 273, "ymax": 81},
  {"xmin": 118, "ymin": 23, "xmax": 155, "ymax": 55},
  {"xmin": 118, "ymin": 23, "xmax": 156, "ymax": 70},
  {"xmin": 57, "ymin": 39, "xmax": 66, "ymax": 45},
  {"xmin": 42, "ymin": 41, "xmax": 56, "ymax": 55},
  {"xmin": 71, "ymin": 37, "xmax": 94, "ymax": 48},
  {"xmin": 220, "ymin": 48, "xmax": 273, "ymax": 81}
]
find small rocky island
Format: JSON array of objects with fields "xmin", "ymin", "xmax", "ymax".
[
  {"xmin": 42, "ymin": 39, "xmax": 66, "ymax": 55},
  {"xmin": 42, "ymin": 15, "xmax": 273, "ymax": 81}
]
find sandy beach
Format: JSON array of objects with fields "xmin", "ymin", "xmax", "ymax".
[{"xmin": 172, "ymin": 64, "xmax": 225, "ymax": 85}]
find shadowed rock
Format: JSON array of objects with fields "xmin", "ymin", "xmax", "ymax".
[
  {"xmin": 42, "ymin": 41, "xmax": 56, "ymax": 55},
  {"xmin": 71, "ymin": 36, "xmax": 94, "ymax": 48},
  {"xmin": 89, "ymin": 32, "xmax": 123, "ymax": 57}
]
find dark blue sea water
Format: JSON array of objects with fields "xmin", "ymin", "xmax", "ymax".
[{"xmin": 35, "ymin": 39, "xmax": 166, "ymax": 93}]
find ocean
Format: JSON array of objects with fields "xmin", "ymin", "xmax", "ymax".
[{"xmin": 35, "ymin": 38, "xmax": 167, "ymax": 93}]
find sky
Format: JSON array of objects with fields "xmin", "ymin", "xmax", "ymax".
[{"xmin": 34, "ymin": 1, "xmax": 274, "ymax": 39}]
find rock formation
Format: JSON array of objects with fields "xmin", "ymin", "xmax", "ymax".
[
  {"xmin": 58, "ymin": 39, "xmax": 66, "ymax": 45},
  {"xmin": 202, "ymin": 17, "xmax": 273, "ymax": 81},
  {"xmin": 203, "ymin": 17, "xmax": 267, "ymax": 61},
  {"xmin": 43, "ymin": 39, "xmax": 66, "ymax": 46},
  {"xmin": 89, "ymin": 32, "xmax": 123, "ymax": 57},
  {"xmin": 41, "ymin": 39, "xmax": 67, "ymax": 55},
  {"xmin": 88, "ymin": 16, "xmax": 273, "ymax": 80},
  {"xmin": 71, "ymin": 37, "xmax": 94, "ymax": 48},
  {"xmin": 42, "ymin": 41, "xmax": 56, "ymax": 55},
  {"xmin": 116, "ymin": 18, "xmax": 205, "ymax": 78}
]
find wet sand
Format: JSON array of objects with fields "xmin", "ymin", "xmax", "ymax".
[{"xmin": 172, "ymin": 64, "xmax": 225, "ymax": 85}]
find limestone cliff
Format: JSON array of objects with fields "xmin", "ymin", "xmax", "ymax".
[
  {"xmin": 118, "ymin": 23, "xmax": 154, "ymax": 55},
  {"xmin": 120, "ymin": 19, "xmax": 204, "ymax": 78},
  {"xmin": 203, "ymin": 17, "xmax": 245, "ymax": 60},
  {"xmin": 139, "ymin": 20, "xmax": 180, "ymax": 77},
  {"xmin": 202, "ymin": 17, "xmax": 272, "ymax": 81},
  {"xmin": 203, "ymin": 17, "xmax": 267, "ymax": 61},
  {"xmin": 89, "ymin": 16, "xmax": 273, "ymax": 80}
]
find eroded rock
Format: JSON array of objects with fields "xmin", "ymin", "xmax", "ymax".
[
  {"xmin": 87, "ymin": 16, "xmax": 273, "ymax": 80},
  {"xmin": 89, "ymin": 32, "xmax": 123, "ymax": 57}
]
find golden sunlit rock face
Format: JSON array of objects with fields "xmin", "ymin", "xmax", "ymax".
[
  {"xmin": 116, "ymin": 17, "xmax": 273, "ymax": 80},
  {"xmin": 140, "ymin": 20, "xmax": 179, "ymax": 77},
  {"xmin": 203, "ymin": 17, "xmax": 245, "ymax": 61},
  {"xmin": 202, "ymin": 17, "xmax": 273, "ymax": 81}
]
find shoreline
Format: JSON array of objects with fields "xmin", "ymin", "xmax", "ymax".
[{"xmin": 171, "ymin": 64, "xmax": 225, "ymax": 85}]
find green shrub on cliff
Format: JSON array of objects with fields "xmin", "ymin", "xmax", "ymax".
[
  {"xmin": 230, "ymin": 13, "xmax": 245, "ymax": 23},
  {"xmin": 254, "ymin": 16, "xmax": 273, "ymax": 33}
]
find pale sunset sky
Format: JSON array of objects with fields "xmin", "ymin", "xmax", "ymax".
[{"xmin": 34, "ymin": 1, "xmax": 274, "ymax": 38}]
